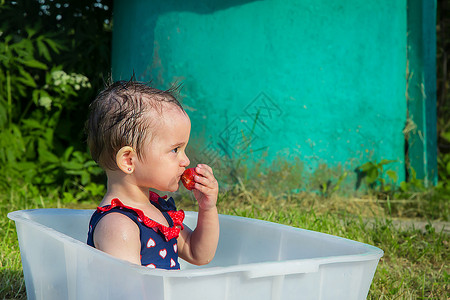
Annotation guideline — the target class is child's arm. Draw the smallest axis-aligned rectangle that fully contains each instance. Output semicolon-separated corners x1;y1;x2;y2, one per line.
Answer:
94;213;142;265
177;164;219;266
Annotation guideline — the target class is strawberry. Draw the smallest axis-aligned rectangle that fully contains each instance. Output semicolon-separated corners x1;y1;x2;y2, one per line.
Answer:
181;168;197;190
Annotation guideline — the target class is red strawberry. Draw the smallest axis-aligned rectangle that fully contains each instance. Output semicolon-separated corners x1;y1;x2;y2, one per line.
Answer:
181;168;198;190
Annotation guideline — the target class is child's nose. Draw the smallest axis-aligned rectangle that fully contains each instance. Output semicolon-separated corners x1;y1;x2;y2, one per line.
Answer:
181;153;190;167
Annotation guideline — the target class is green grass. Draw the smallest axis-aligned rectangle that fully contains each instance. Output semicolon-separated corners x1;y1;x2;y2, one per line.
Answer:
1;176;449;299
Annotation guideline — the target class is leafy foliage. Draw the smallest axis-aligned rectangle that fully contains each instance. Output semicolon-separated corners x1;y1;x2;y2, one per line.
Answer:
356;159;398;192
0;0;112;201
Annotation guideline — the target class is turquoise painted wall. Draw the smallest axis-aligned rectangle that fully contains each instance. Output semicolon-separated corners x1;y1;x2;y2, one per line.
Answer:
112;0;425;184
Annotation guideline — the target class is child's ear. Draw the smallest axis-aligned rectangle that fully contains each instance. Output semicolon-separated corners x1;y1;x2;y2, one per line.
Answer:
116;146;136;174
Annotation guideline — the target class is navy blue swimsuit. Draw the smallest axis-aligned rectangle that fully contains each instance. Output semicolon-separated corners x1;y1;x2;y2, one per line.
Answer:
87;191;185;270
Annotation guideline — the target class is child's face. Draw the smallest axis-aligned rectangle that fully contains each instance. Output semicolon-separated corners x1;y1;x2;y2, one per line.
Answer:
133;105;191;192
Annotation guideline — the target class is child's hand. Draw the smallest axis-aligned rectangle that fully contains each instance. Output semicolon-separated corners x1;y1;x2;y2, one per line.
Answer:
178;164;219;266
191;164;218;211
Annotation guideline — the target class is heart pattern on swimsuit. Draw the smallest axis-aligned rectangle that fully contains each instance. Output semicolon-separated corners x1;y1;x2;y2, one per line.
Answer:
147;238;156;248
159;249;167;259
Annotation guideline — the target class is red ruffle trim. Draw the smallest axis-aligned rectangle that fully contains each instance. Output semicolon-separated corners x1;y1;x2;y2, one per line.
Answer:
97;192;185;241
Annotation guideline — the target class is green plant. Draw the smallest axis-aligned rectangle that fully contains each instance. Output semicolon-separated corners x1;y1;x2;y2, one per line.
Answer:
356;159;398;194
307;163;349;198
318;171;348;198
398;168;426;195
0;20;103;201
436;130;450;197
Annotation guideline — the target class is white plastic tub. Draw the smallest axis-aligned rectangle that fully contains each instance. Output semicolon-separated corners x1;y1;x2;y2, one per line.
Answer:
8;209;383;300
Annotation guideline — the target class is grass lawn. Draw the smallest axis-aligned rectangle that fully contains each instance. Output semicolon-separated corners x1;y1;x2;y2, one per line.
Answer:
1;178;448;299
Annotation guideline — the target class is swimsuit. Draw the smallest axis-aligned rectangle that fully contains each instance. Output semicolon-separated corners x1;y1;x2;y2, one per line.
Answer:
87;191;185;270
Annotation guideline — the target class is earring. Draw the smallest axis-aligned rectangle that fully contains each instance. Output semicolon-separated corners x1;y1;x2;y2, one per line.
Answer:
128;168;132;172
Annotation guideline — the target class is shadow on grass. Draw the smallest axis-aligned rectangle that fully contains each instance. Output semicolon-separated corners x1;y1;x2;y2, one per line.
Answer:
0;269;26;300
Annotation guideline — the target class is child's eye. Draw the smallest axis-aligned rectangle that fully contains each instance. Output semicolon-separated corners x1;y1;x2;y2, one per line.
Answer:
172;148;179;153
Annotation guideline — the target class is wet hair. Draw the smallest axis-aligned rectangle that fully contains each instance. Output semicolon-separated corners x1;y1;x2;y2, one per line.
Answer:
86;78;184;170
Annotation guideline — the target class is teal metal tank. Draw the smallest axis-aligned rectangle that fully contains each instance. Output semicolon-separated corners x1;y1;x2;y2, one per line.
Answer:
111;0;437;186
